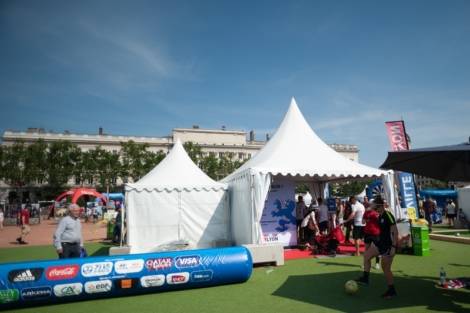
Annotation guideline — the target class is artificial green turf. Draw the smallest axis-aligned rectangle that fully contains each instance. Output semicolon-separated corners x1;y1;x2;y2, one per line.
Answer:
1;240;469;313
437;231;470;238
0;242;112;263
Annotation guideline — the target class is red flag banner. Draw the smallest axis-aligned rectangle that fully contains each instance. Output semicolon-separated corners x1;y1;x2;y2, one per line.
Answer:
385;121;409;151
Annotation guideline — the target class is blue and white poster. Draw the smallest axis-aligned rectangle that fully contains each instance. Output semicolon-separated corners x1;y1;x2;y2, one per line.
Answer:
260;177;296;246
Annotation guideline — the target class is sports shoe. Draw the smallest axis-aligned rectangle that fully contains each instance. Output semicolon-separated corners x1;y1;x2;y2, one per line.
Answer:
381;288;397;299
375;263;381;270
355;276;369;285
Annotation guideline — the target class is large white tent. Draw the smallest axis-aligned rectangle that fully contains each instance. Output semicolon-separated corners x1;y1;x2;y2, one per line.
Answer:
125;139;230;253
222;98;400;246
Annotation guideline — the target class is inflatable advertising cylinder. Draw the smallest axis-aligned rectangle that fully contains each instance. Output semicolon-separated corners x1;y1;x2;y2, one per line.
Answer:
0;246;252;309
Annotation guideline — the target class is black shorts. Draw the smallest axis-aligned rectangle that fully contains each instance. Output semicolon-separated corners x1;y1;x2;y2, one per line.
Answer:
364;234;380;245
319;221;329;232
352;226;364;240
373;242;394;256
447;214;456;218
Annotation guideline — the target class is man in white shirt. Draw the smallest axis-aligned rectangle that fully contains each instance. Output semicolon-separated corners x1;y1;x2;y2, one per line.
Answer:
446;199;456;227
345;196;365;256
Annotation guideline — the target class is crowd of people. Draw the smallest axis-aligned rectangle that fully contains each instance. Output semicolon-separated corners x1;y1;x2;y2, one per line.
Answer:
296;195;377;256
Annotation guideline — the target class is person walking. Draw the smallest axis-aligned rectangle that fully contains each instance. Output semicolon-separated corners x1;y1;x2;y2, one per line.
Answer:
423;197;435;232
53;204;83;258
0;208;4;230
345;196;366;256
316;198;329;235
16;206;30;244
445;199;456;227
356;196;399;299
295;196;308;243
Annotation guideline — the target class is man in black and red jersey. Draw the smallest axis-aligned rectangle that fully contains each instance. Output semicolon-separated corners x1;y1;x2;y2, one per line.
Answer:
363;203;381;270
356;196;399;299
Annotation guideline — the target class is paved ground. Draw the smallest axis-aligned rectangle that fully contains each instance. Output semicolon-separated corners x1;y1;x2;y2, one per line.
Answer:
0;219;107;248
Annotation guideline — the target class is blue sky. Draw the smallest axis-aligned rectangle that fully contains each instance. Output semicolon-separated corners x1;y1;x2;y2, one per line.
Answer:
1;0;469;167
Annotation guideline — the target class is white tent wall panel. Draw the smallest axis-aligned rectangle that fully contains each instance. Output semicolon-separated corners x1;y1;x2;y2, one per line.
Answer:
127;190;180;253
180;190;230;248
228;172;254;245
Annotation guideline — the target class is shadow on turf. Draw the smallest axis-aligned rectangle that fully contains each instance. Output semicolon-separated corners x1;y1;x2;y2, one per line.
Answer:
449;263;470;268
272;271;470;313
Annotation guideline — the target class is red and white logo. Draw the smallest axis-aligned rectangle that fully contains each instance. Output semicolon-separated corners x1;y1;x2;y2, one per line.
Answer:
145;258;172;270
46;265;79;280
166;272;189;285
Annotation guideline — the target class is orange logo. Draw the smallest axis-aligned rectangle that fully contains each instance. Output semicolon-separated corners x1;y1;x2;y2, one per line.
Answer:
120;279;132;289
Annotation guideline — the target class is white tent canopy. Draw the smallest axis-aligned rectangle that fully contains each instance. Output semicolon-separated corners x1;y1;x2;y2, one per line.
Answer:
125;139;229;253
222;98;400;245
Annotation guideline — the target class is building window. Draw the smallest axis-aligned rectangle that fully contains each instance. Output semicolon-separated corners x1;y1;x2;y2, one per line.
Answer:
75;177;80;185
209;152;215;157
238;152;244;159
247;153;252;159
219;152;224;158
87;177;93;185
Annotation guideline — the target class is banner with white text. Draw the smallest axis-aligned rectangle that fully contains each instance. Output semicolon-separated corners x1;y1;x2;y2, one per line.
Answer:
385;121;419;217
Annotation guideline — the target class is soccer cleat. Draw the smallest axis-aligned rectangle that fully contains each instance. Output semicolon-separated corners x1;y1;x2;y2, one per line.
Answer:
381;288;397;299
355;276;369;285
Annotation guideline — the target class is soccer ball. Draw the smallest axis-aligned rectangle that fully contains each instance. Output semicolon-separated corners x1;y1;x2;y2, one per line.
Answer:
345;280;358;295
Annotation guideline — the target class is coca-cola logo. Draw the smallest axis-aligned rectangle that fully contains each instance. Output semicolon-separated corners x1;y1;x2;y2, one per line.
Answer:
46;265;79;281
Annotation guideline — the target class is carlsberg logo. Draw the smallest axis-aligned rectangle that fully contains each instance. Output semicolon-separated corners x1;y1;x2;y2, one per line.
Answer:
175;256;200;268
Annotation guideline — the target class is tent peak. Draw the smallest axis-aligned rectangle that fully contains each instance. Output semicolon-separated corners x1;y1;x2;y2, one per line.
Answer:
290;97;298;108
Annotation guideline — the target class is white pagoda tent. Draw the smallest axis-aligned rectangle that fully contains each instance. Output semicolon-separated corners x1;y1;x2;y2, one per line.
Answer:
222;98;399;246
125;139;230;253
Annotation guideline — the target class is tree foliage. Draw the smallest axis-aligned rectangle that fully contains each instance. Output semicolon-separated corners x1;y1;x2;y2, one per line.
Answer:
0;140;247;197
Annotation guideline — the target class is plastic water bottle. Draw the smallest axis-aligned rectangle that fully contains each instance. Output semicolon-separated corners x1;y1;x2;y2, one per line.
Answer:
439;267;446;286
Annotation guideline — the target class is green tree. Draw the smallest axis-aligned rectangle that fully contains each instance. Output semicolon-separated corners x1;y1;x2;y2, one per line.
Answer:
183;141;203;165
330;180;371;198
2;142;27;201
46;140;81;188
143;150;166;175
120;141;165;182
200;154;219;179
24;139;48;184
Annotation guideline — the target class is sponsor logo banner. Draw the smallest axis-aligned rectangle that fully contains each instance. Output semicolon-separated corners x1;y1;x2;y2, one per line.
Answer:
0;289;19;304
21;286;52;300
84;280;112;294
8;268;43;283
166;272;190;285
191;270;213;283
140;275;165;288
114;259;144;274
175;256;200;268
81;262;113;278
145;257;173;270
46;265;79;281
53;283;83;297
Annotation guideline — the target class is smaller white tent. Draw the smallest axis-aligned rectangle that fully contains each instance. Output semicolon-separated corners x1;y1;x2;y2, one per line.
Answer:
125;140;229;253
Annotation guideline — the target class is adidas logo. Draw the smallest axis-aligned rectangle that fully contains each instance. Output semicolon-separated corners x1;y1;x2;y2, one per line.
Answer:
13;270;35;282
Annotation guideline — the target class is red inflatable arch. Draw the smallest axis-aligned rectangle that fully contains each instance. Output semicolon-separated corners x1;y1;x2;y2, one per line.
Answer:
55;188;107;204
